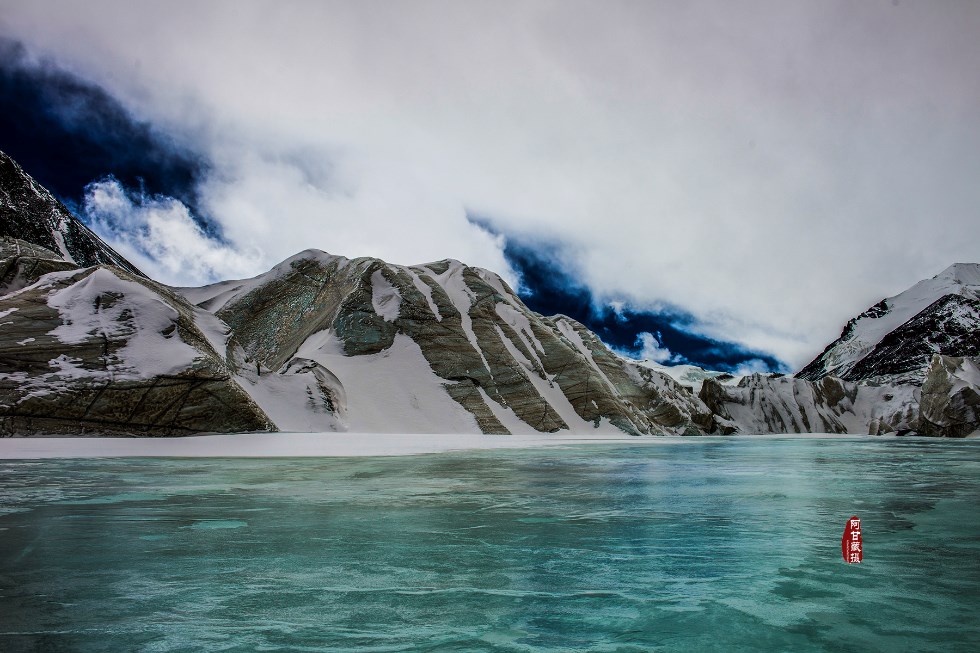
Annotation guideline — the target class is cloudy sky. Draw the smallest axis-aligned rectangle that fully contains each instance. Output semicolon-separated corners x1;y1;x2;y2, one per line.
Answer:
1;0;978;372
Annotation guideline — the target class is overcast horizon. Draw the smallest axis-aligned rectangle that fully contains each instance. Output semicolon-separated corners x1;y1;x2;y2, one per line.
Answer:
2;0;978;372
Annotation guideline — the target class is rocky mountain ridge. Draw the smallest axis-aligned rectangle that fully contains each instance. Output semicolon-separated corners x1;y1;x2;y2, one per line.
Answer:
0;149;977;437
0;150;143;276
177;249;716;435
798;263;980;385
0;238;273;435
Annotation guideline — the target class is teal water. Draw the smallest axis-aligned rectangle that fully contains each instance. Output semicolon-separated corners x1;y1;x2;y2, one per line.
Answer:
1;438;979;652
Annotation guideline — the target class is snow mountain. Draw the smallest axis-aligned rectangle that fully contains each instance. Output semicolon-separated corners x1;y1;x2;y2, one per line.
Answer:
798;263;980;385
177;250;715;435
0;149;976;437
0;237;274;435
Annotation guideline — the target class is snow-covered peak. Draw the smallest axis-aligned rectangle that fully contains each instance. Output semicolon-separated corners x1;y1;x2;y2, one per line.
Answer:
46;267;200;379
849;264;979;343
935;263;980;288
257;249;351;282
421;257;465;270
798;262;980;382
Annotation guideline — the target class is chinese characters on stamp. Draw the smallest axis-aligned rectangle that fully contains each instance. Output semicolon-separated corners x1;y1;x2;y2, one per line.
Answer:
842;515;863;564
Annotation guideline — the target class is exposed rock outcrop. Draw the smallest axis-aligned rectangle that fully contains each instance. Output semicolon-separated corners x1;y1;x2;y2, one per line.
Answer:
0;150;143;276
798;263;980;386
0;261;275;436
0;237;78;295
916;355;980;437
696;373;919;435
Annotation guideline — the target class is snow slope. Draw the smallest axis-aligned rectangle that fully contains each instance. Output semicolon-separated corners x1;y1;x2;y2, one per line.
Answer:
700;373;919;435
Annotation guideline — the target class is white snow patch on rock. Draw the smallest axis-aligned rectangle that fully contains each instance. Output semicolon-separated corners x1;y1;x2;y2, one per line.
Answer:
406;267;442;321
46;268;200;378
476;386;536;434
371;268;402;322
493;324;622;434
0;307;18;328
50;219;75;263
496;302;545;371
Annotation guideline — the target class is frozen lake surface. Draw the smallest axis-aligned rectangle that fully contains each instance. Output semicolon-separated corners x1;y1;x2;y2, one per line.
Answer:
1;437;978;651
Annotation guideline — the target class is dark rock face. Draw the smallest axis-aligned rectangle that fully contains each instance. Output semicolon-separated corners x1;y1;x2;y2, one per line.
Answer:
846;295;980;385
0;149;143;276
798;264;980;386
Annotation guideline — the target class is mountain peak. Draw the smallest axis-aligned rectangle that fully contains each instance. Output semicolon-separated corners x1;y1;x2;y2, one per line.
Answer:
798;262;980;384
936;262;980;287
283;248;349;267
0;149;144;276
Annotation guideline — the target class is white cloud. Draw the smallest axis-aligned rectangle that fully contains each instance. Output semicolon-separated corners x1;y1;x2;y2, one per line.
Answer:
633;332;678;365
732;359;774;377
83;179;263;286
195;146;517;286
4;1;980;368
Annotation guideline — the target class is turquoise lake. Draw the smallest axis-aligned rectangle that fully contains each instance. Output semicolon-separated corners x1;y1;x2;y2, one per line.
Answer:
1;437;978;652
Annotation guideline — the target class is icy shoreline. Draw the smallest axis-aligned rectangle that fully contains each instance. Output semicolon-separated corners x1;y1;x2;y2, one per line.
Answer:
0;431;890;459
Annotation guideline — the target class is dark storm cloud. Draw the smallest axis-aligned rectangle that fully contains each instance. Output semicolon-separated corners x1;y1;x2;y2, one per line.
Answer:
471;216;786;372
0;38;206;215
